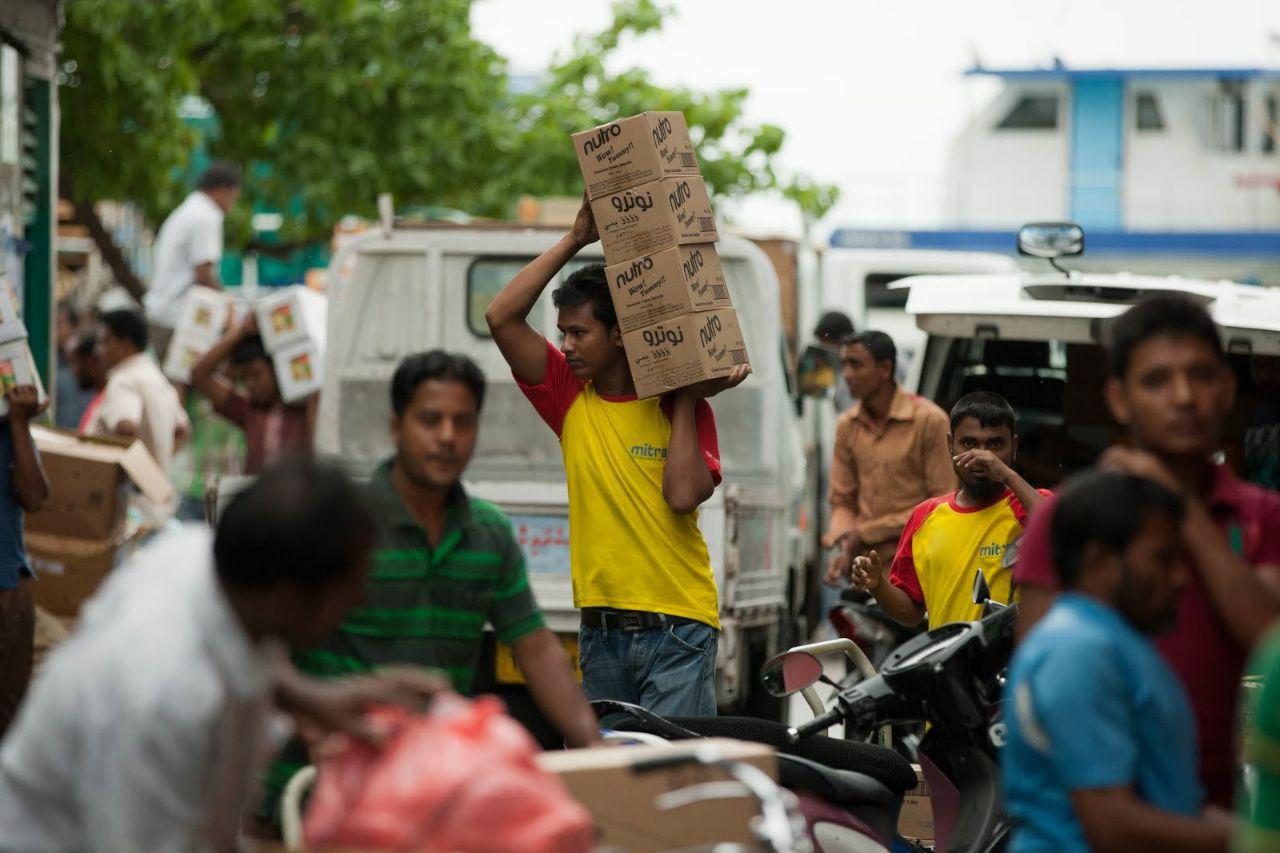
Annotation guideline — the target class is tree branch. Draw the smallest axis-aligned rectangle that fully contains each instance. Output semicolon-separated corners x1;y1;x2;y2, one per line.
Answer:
60;171;148;303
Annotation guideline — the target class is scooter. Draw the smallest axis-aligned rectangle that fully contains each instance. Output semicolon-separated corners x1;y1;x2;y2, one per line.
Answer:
594;700;922;852
766;604;1018;853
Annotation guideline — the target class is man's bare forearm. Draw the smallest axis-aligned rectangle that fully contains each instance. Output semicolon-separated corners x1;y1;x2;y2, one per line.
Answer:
663;394;714;514
485;234;583;385
871;582;925;627
1181;499;1280;648
1004;468;1045;517
515;629;600;748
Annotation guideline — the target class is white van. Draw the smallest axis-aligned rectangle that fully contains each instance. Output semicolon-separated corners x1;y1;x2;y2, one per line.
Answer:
314;223;811;715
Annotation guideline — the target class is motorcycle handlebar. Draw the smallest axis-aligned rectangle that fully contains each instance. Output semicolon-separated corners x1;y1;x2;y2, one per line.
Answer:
786;706;844;743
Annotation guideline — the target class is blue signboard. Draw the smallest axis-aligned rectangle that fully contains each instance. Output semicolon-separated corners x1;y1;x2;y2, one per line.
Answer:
509;514;571;575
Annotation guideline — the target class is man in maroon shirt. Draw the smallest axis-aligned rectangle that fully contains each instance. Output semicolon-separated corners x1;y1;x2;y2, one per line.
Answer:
189;312;314;474
1015;295;1280;808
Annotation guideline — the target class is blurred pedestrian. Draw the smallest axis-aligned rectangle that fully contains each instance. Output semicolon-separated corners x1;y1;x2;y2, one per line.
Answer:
0;459;447;851
823;330;955;586
814;310;856;412
188;310;313;474
144;161;241;363
0;385;50;737
83;310;189;477
1237;621;1280;851
1004;469;1233;851
53;302;95;430
1015;295;1280;808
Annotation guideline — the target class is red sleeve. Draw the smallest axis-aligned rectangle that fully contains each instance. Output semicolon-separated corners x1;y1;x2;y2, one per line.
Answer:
1009;488;1055;527
513;339;584;437
213;388;252;428
1013;493;1059;589
1251;490;1280;565
695;400;722;486
889;499;942;606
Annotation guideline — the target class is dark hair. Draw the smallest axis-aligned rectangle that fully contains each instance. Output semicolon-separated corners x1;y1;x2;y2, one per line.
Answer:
197;161;242;191
551;264;617;329
950;391;1017;433
391;350;486;416
815;311;855;342
72;333;97;360
229;334;270;367
214;457;376;589
844;330;897;367
1050;469;1184;588
100;310;148;352
1106;295;1223;379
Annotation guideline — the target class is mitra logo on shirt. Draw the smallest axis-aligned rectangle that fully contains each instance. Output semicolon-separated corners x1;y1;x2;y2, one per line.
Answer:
630;443;668;461
978;541;1008;559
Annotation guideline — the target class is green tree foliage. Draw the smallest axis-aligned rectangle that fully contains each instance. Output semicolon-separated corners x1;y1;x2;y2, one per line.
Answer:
59;0;838;256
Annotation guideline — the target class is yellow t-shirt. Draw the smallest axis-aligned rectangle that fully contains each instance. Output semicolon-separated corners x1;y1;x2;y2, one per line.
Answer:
888;489;1047;627
517;341;721;628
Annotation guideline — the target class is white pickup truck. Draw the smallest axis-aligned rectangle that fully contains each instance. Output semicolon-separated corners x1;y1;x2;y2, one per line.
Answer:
313;222;813;716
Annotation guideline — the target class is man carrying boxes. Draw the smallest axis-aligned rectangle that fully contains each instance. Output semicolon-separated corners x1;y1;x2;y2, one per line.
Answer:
485;111;749;717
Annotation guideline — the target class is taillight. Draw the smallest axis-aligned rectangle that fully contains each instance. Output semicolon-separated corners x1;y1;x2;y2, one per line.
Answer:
828;606;857;642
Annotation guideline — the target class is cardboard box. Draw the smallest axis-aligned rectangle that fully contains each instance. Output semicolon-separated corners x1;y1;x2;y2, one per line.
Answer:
27;533;120;617
605;244;732;333
173;288;237;346
622;308;750;399
24;427;174;541
255;286;328;353
898;764;934;844
591;176;718;265
0;339;47;419
0;279;28;344
538;739;776;852
161;331;212;384
572;111;700;199
272;338;323;403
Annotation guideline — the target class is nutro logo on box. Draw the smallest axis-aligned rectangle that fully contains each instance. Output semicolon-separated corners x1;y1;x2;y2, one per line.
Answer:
612;191;653;214
698;313;724;347
642;325;684;348
668;180;693;212
614;257;654;289
682;249;705;279
582;123;622;154
651;115;673;147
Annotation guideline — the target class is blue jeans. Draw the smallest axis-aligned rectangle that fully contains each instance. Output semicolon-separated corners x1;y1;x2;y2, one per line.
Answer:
579;621;718;718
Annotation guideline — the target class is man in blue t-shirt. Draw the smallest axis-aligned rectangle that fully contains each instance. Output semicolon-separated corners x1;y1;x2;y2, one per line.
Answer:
1003;469;1234;851
0;385;50;736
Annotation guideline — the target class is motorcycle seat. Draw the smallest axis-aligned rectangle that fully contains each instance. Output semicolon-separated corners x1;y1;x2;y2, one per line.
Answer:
776;753;898;810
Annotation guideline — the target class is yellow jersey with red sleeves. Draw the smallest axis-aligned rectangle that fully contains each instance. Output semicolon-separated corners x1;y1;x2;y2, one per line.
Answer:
517;341;722;628
888;488;1050;628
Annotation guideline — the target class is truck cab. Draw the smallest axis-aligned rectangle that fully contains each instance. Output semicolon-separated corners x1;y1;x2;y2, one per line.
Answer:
315;222;810;716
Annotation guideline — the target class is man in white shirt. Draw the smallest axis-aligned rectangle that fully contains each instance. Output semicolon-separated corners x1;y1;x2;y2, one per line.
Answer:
0;459;448;852
84;309;190;476
144;162;241;360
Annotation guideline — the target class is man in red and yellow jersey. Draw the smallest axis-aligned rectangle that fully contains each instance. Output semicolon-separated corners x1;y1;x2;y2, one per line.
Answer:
485;197;749;717
845;392;1049;627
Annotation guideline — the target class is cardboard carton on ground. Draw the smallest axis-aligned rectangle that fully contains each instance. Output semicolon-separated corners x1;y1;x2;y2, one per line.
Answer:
27;533;119;617
255;286;328;353
622;307;750;399
572;111;700;199
272;337;323;403
0;339;47;419
898;763;934;845
162;331;213;384
174;288;238;346
591;176;718;265
537;739;776;852
24;427;173;542
605;244;732;333
0;279;28;344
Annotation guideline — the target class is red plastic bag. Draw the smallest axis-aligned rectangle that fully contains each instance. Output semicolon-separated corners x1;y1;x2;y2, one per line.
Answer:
304;695;595;852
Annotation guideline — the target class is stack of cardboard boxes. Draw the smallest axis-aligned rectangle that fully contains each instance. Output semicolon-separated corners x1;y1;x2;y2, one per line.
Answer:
572;112;750;398
0;281;48;418
254;285;327;404
162;288;241;385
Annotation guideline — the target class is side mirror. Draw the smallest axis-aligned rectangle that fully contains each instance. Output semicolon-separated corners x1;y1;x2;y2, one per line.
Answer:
1017;222;1084;261
797;344;840;398
761;651;824;698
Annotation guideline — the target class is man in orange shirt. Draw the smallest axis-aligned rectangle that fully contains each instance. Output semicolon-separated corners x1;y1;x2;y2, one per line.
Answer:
485;198;748;717
845;392;1048;627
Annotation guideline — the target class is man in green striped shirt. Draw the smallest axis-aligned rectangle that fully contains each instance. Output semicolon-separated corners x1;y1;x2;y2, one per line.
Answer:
256;351;597;829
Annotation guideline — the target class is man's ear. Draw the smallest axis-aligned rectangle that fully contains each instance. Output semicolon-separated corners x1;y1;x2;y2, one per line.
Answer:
1104;377;1130;426
947;433;956;456
611;325;624;348
1011;433;1019;463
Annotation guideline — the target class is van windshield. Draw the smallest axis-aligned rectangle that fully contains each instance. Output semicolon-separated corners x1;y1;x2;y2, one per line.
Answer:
920;336;1280;489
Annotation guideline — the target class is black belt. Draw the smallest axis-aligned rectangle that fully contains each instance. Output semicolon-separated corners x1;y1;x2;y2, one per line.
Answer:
580;608;701;631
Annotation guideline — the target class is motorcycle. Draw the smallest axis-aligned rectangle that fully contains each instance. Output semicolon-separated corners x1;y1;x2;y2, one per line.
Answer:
595;700;921;852
765;604;1018;853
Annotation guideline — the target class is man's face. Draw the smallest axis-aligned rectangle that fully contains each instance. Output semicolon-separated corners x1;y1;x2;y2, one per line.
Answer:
950;417;1017;501
284;555;372;646
230;359;279;407
1106;334;1234;459
209;185;241;214
841;343;893;401
1110;511;1190;635
96;328;131;370
557;302;625;383
390;379;480;491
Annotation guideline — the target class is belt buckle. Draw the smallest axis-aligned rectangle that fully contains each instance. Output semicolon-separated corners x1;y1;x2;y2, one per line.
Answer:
620;613;645;631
